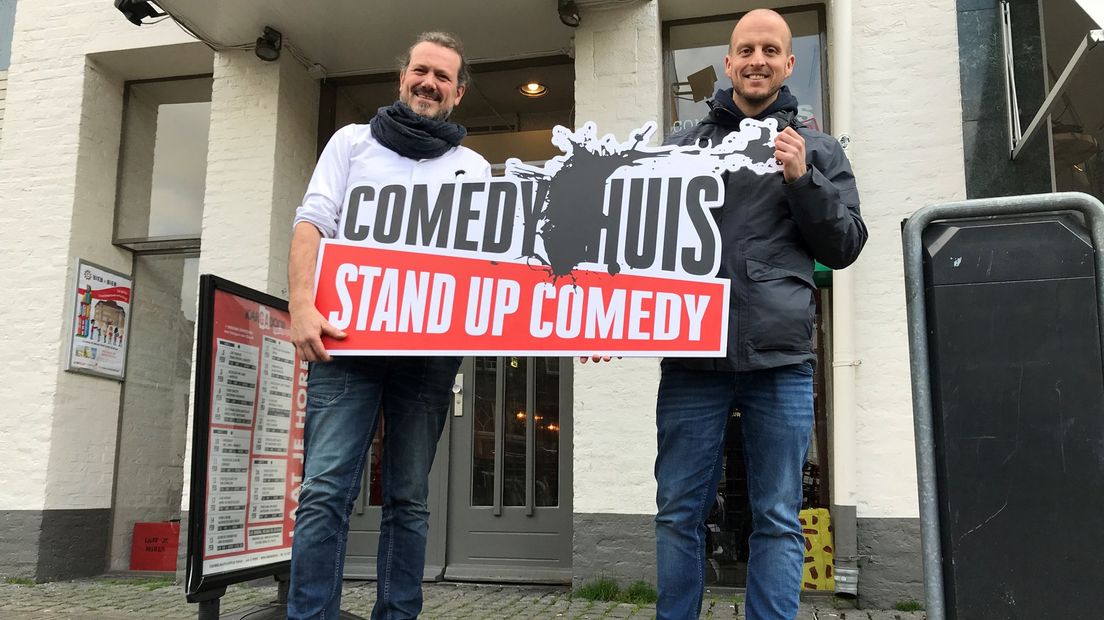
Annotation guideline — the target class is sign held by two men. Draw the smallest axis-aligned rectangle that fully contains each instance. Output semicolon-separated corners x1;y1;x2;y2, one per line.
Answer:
313;119;787;356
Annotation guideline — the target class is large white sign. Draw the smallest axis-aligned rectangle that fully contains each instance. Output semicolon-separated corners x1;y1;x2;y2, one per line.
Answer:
315;120;784;357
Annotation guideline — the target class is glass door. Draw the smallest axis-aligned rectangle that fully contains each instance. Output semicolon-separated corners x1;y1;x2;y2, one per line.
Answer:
444;356;573;582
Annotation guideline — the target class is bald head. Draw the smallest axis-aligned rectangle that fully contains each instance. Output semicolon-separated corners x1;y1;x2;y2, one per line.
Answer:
730;9;793;55
722;8;796;117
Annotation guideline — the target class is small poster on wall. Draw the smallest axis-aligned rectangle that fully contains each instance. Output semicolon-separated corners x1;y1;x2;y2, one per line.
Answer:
67;259;133;381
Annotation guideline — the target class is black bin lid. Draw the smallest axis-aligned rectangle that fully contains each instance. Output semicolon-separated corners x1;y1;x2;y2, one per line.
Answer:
922;212;1094;286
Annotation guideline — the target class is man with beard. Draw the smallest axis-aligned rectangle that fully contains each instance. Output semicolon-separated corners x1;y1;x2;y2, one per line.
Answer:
286;32;490;620
654;9;867;620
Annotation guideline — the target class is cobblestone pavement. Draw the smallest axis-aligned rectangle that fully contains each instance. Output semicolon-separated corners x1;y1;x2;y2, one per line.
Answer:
0;577;926;619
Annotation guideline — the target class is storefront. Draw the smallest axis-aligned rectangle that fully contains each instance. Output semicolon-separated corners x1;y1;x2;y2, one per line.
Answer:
3;0;1098;608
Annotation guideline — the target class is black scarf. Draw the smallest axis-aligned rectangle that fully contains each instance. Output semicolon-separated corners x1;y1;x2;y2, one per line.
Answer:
370;101;467;160
710;85;800;126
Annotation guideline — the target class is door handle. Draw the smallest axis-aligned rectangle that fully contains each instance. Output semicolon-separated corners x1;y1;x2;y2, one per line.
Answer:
452;373;464;416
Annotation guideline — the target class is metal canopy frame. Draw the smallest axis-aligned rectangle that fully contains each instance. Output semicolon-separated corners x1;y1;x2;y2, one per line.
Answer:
1002;0;1104;160
902;192;1104;620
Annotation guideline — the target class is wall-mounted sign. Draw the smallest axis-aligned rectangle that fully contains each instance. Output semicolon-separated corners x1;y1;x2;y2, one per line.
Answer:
186;275;307;596
67;259;133;380
314;120;785;357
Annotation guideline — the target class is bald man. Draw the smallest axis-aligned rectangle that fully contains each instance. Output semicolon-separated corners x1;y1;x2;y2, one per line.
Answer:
654;9;867;620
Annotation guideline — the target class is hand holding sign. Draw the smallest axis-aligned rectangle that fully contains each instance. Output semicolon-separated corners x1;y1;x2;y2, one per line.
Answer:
291;303;346;362
774;126;807;183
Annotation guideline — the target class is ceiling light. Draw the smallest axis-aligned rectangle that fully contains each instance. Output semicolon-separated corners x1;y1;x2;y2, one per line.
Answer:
558;0;581;28
518;82;548;97
255;27;283;62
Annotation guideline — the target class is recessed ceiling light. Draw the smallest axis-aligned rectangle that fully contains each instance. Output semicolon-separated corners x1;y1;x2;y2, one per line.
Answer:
518;82;548;97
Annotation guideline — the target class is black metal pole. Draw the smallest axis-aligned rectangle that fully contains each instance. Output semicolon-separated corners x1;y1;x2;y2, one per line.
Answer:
197;598;220;620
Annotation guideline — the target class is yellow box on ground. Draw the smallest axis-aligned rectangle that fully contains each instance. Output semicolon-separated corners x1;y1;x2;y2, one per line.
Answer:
800;507;835;591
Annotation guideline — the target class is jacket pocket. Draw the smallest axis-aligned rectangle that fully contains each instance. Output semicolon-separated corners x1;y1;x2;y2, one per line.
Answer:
744;257;815;351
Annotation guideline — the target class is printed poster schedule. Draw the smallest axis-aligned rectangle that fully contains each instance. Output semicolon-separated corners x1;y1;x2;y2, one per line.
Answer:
201;289;307;576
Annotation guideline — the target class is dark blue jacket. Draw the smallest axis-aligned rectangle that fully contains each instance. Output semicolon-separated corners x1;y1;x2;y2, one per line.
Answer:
663;87;867;371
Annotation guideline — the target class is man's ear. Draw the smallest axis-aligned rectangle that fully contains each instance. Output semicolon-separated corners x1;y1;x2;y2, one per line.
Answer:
455;84;466;105
784;54;795;79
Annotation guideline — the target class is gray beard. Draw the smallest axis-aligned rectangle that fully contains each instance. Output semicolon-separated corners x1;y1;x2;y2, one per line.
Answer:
404;93;451;121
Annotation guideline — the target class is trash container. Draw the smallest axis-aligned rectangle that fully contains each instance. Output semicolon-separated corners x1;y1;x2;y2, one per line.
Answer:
922;211;1104;618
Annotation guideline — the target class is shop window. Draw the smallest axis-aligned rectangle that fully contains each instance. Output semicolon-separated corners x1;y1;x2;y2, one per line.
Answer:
1043;1;1103;201
663;6;829;137
1006;0;1103;202
114;76;212;251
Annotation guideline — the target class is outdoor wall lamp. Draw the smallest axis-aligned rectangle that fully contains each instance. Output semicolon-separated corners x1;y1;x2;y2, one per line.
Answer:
114;0;165;26
558;0;580;27
255;27;283;62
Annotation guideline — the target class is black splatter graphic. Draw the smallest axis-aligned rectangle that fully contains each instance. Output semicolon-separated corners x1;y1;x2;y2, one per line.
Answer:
508;120;780;280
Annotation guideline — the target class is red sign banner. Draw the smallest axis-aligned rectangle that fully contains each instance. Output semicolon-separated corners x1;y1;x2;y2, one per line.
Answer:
314;241;729;356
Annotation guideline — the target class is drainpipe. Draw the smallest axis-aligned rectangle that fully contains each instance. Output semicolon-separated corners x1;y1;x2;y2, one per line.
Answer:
828;0;861;599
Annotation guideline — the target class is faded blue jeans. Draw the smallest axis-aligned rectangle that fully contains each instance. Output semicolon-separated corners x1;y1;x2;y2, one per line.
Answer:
288;355;460;620
655;363;813;620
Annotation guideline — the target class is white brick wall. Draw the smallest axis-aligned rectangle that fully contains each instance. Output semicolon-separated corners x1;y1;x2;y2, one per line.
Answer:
179;50;319;512
848;0;966;519
0;1;187;512
0;2;126;511
572;0;665;516
0;0;966;531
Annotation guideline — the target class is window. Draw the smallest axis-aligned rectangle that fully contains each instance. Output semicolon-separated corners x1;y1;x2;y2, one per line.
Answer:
1041;1;1103;201
114;76;212;251
663;6;829;137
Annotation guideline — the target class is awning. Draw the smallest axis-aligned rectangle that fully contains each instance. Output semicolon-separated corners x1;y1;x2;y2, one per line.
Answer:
149;0;577;78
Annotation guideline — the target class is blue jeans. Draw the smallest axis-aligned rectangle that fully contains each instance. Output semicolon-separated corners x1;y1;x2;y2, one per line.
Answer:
655;363;813;620
288;355;460;620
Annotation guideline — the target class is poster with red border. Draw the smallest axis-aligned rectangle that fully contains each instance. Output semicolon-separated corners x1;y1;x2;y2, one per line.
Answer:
186;276;307;594
310;120;792;357
67;259;133;380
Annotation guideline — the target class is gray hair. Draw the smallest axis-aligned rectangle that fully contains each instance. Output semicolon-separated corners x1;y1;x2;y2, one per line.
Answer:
398;31;472;88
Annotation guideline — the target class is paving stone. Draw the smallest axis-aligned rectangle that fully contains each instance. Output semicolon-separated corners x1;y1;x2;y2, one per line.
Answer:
0;579;930;619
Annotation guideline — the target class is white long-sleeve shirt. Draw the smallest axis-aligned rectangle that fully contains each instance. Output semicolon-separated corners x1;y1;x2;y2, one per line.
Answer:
293;123;492;239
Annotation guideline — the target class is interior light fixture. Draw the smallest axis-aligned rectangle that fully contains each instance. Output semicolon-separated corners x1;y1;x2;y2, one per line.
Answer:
114;0;166;26
558;0;581;28
518;81;549;97
255;27;283;62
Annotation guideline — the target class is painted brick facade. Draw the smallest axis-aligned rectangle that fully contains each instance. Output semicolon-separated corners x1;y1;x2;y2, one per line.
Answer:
179;50;319;512
848;0;965;520
0;0;980;600
0;0;136;515
571;0;666;519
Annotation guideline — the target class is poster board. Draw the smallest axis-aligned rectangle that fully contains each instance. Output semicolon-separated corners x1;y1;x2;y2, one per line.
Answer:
66;259;133;380
312;120;790;357
186;275;307;595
